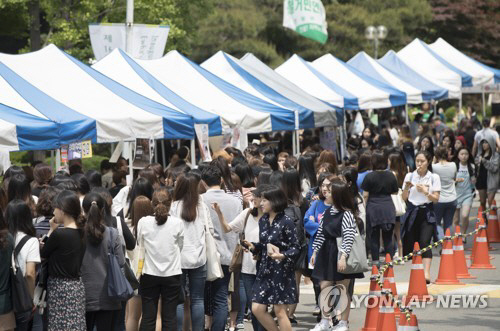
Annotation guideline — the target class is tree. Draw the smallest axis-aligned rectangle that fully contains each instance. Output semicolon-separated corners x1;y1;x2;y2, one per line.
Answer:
429;0;500;67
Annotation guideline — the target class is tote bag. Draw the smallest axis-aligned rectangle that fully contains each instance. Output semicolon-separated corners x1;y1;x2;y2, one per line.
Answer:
107;228;134;300
336;226;370;274
202;204;223;281
391;188;406;217
229;210;251;273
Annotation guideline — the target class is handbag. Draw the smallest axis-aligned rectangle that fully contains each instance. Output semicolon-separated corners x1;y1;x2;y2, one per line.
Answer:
33;259;49;314
391;188;406;217
11;235;34;313
336;224;370;274
203;204;223;281
131;233;145;281
107;228;134;300
229;209;251;272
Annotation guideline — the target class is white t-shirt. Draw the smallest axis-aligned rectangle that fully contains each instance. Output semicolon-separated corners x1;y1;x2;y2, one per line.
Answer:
228;208;260;275
137;215;184;277
432;162;457;203
15;232;41;276
403;170;441;206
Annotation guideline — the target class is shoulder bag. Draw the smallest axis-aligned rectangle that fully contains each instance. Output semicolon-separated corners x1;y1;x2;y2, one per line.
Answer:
11;235;34;313
391;188;406;217
336;221;370;274
203;204;223;281
107;228;134;300
229;209;251;272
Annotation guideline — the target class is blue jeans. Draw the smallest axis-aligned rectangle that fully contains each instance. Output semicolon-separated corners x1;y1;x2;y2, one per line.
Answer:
206;265;231;331
434;200;457;239
176;264;207;331
241;273;265;331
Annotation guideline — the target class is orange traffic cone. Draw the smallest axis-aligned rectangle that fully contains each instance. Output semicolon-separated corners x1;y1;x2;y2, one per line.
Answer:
486;201;500;243
383;254;400;316
398;310;420;331
404;243;432;305
453;226;476;279
361;265;381;331
376;279;397;331
470;218;496;269
467;222;479;257
435;229;463;285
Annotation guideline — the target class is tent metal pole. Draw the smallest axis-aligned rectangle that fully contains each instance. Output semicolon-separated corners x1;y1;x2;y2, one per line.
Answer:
459;95;462;117
50;150;54;172
482;91;486;118
154;140;158;163
129;142;134;183
190;139;196;167
292;131;296;156
161;140;166;168
55;149;61;171
296;130;300;155
177;140;181;149
405;104;409;125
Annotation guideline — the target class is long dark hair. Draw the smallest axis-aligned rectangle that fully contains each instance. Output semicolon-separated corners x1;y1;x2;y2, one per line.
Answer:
53;190;84;228
82;193;106;245
316;150;338;174
298;154;317;187
388;152;407;187
262;185;287;213
454;147;475;179
85;170;102;189
91;187;114;227
211;156;236;192
0;205;8;249
71;173;90;196
131;196;154;237
330;178;356;214
415;150;433;173
282;168;303;206
417;135;434;154
6;199;35;237
33;163;53;189
234;163;255;188
8;174;36;215
127;178;154;218
173;173;200;222
357;151;372;173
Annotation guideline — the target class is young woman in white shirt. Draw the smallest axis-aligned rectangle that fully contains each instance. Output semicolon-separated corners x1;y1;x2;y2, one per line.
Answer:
137;189;184;331
401;150;441;283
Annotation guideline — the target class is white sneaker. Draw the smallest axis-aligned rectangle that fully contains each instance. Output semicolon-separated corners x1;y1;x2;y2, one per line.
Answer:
313;305;321;316
310;321;331;331
331;320;348;331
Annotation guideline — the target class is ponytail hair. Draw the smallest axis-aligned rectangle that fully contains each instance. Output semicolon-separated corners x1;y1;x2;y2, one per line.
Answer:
82;192;106;245
152;188;172;226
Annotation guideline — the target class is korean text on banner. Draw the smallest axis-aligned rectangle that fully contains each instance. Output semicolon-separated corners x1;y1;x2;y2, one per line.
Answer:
283;0;328;44
195;124;212;162
89;23;170;60
67;141;93;160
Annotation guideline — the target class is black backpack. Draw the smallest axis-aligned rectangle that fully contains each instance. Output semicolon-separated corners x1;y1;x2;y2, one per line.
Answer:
11;235;34;313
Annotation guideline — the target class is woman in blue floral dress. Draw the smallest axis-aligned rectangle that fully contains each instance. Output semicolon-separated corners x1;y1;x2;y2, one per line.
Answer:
243;185;300;331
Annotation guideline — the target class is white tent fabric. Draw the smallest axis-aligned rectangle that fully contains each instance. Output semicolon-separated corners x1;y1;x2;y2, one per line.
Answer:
429;38;499;87
134;50;296;133
397;39;463;89
0;44;195;142
348;51;423;104
311;54;406;109
92;49;222;136
201;51;336;128
275;54;345;108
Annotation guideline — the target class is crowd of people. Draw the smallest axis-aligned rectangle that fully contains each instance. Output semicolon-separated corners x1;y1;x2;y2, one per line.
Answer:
0;108;498;331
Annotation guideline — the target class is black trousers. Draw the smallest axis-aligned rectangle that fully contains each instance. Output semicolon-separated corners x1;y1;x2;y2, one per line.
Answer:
370;224;395;262
403;208;435;259
86;309;120;331
139;273;181;331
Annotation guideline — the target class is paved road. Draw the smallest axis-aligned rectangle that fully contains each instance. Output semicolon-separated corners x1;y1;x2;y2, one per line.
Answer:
244;198;500;330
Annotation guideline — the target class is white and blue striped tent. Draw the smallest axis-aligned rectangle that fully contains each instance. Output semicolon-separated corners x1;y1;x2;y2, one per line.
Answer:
134;50;296;133
201;51;337;129
0;103;61;151
377;50;453;100
428;38;500;91
348;51;448;104
0;44;195;143
0;61;97;145
93;49;223;136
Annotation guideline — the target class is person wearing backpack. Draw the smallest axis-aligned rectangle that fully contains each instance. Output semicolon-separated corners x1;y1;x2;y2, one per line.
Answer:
40;190;87;331
0;209;15;331
6;199;40;330
81;193;125;330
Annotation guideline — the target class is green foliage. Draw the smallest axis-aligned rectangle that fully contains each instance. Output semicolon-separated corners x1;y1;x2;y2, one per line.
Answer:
444;106;456;123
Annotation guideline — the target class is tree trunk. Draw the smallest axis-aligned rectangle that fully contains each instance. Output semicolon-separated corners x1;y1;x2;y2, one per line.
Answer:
29;0;41;51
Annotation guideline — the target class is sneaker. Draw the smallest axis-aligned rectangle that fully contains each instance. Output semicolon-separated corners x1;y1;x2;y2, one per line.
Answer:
350;301;355;309
236;323;245;329
331;320;348;331
288;315;298;324
313;305;321;316
310;321;331;331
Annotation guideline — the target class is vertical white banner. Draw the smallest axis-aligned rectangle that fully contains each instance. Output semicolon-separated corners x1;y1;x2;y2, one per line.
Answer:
195;124;212;162
89;23;170;60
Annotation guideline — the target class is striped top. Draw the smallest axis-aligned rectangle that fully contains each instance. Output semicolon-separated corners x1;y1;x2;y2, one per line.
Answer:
312;207;357;256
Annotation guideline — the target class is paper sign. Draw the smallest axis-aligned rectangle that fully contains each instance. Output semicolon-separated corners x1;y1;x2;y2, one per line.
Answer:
89;23;170;60
133;138;152;168
195;124;212;162
68;140;92;160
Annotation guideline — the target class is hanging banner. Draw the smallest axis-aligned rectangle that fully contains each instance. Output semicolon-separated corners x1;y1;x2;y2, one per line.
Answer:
195;124;212;162
319;127;337;154
351;111;365;136
89;23;170;60
67;140;93;160
283;0;328;44
133;138;154;168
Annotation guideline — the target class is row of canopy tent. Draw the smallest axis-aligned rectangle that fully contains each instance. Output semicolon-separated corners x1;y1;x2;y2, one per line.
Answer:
0;37;498;156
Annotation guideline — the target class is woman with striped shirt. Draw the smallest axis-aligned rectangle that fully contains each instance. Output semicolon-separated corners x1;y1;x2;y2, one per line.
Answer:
310;178;364;331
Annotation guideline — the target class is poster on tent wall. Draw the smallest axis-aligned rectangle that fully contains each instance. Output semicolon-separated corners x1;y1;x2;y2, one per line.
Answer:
89;23;170;60
283;0;328;44
222;127;248;152
133;138;154;168
320;127;337;155
195;124;212;162
67;140;93;160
